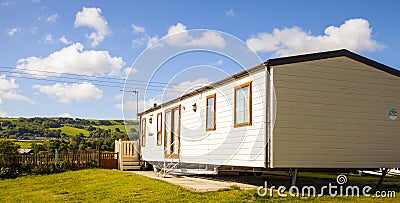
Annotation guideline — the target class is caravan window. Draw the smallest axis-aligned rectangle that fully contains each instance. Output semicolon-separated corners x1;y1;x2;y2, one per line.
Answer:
164;106;180;158
140;118;146;147
206;94;216;131
234;81;252;127
157;112;162;146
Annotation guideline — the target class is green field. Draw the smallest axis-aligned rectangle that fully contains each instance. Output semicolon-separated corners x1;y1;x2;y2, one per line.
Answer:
14;140;43;148
50;125;139;136
0;169;398;202
50;126;90;136
97;124;139;134
98;124;127;133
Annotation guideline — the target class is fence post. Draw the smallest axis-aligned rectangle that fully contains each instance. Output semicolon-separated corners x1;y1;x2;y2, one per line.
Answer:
119;139;123;170
97;145;101;168
55;149;58;166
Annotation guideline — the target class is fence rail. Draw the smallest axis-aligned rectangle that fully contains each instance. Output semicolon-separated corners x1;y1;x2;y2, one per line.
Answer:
1;150;100;168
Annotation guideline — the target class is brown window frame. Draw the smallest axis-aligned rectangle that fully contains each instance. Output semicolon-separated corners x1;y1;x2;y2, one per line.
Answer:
164;105;181;159
156;112;162;146
234;81;252;128
140;118;146;147
206;93;216;131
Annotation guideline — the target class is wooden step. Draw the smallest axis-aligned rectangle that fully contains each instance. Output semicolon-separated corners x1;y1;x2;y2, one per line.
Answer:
123;161;140;166
122;165;141;170
122;156;139;162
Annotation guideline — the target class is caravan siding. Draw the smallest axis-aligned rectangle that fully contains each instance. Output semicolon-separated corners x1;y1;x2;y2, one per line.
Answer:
271;56;400;168
141;69;267;168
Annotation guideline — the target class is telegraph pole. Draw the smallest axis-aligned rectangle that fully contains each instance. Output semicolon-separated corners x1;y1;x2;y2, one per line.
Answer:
131;90;139;120
121;90;139;120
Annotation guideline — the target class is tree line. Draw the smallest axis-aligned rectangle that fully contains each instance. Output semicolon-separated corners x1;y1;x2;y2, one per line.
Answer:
0;117;139;152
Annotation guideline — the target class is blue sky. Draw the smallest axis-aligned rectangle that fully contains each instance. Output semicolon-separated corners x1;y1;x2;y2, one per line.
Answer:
0;0;399;119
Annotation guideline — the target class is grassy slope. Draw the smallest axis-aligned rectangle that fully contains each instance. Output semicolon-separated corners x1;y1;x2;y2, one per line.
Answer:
0;169;398;202
15;140;43;148
50;126;90;136
97;124;139;134
97;125;127;133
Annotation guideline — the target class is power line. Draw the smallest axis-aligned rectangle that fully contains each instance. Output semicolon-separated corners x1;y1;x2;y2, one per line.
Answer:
0;68;188;89
0;69;195;93
0;66;197;87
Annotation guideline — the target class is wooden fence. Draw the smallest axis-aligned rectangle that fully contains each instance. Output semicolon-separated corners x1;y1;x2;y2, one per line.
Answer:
1;149;119;169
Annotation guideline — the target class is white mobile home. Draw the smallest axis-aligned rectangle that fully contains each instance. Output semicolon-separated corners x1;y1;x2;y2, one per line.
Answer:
139;49;400;174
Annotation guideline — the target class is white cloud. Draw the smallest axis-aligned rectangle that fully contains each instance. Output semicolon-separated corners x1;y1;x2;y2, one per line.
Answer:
2;91;31;101
74;7;110;47
16;43;125;77
0;75;18;91
117;78;211;118
225;9;235;17
162;78;211;101
132;24;145;34
33;82;102;103
31;0;40;3
148;23;226;48
114;94;123;100
0;75;31;103
246;18;384;57
124;67;138;75
0;98;5;117
58;36;71;44
1;1;14;7
43;33;53;43
210;59;223;66
58;113;72;118
131;35;151;48
146;36;162;48
46;13;58;23
116;98;159;115
7;27;20;36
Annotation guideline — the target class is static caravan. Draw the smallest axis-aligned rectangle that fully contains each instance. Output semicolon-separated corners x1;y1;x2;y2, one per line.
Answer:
139;49;400;175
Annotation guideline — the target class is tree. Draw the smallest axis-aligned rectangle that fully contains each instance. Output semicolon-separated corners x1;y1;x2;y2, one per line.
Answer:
30;142;46;153
0;139;20;157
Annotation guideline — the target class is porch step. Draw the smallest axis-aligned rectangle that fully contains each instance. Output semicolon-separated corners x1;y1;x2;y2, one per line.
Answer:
123;161;140;166
122;165;141;170
122;156;139;162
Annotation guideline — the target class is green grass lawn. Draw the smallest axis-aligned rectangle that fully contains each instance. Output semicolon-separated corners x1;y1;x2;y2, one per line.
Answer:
0;169;398;202
15;140;43;148
265;171;400;183
50;126;90;136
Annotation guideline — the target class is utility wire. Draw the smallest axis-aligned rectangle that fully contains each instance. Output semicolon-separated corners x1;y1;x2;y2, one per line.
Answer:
0;66;198;87
0;70;197;93
0;68;191;89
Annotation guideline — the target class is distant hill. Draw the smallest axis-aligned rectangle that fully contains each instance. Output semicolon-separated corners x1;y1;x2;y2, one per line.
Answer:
0;117;139;152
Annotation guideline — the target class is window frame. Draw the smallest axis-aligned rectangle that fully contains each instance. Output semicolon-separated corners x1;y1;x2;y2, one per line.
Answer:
156;112;162;146
140;118;146;147
164;105;181;159
206;93;216;131
234;81;252;128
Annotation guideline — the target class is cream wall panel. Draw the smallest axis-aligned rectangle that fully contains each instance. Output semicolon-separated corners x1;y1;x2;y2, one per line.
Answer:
272;56;400;168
